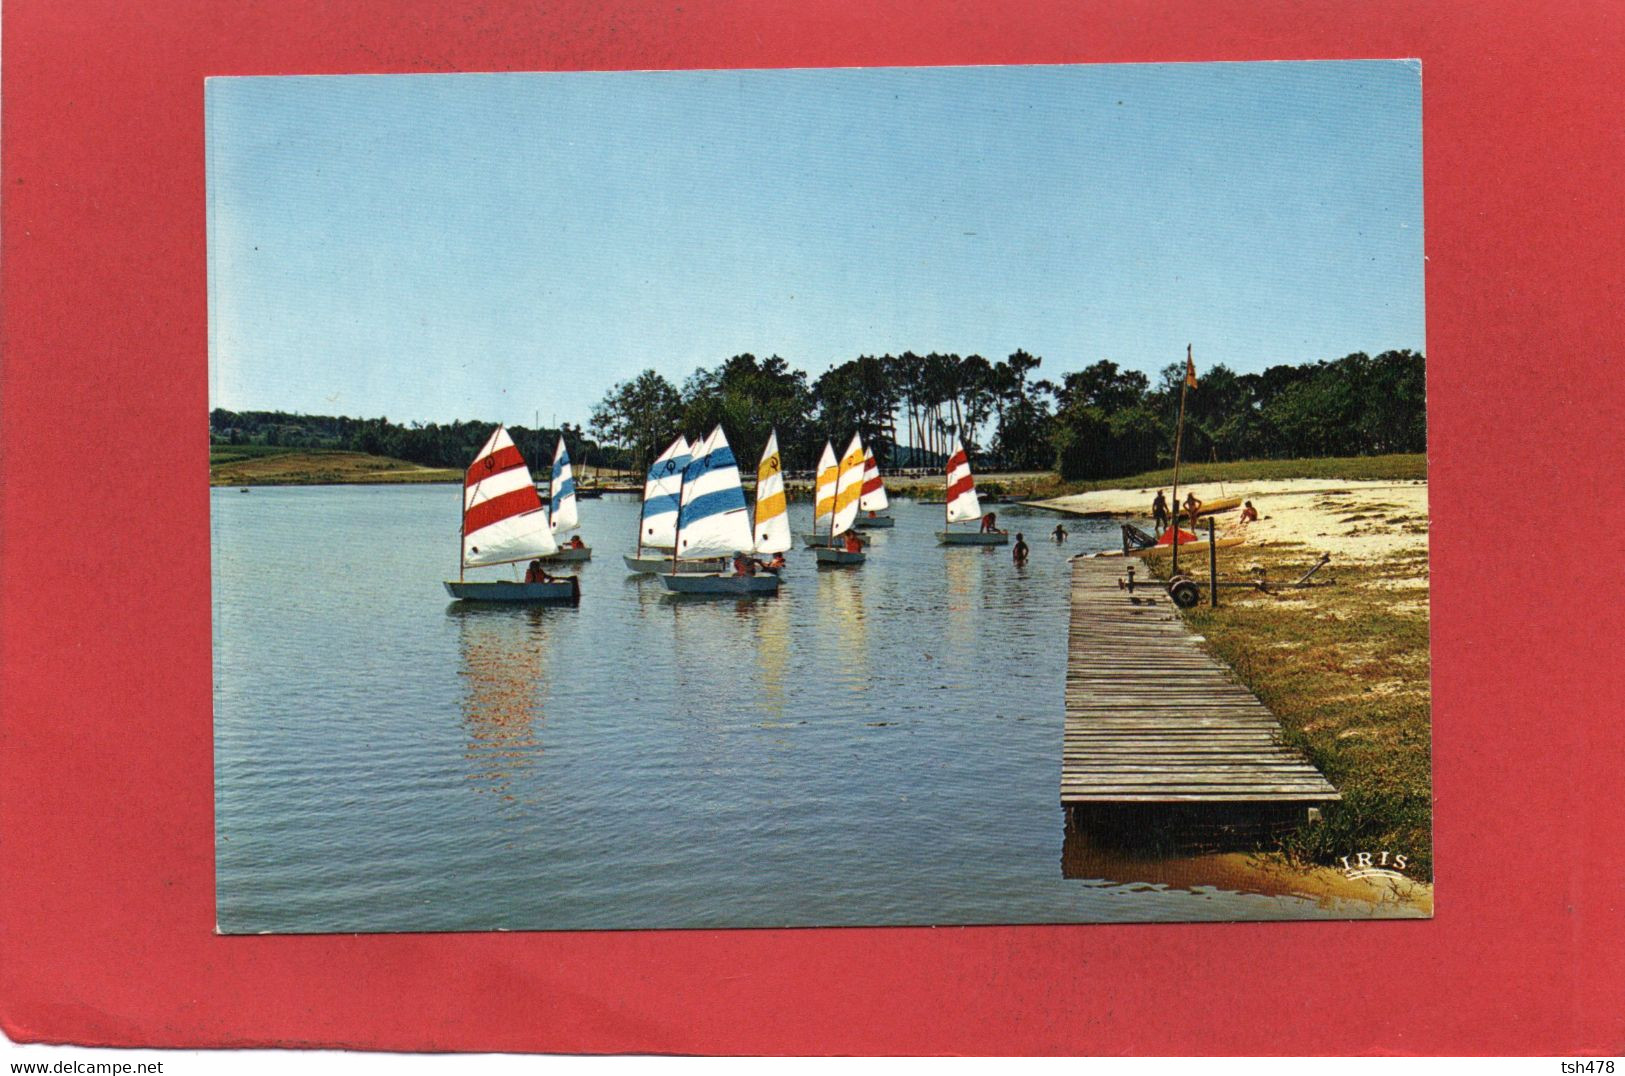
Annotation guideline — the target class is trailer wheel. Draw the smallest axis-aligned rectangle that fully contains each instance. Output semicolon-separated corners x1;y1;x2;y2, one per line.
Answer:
1168;579;1201;608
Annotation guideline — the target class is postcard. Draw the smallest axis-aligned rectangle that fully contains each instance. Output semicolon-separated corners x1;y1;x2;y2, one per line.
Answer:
207;61;1430;934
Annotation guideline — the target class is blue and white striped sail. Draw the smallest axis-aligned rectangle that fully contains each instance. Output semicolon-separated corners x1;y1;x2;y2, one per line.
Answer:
640;434;690;550
675;426;755;559
549;437;579;533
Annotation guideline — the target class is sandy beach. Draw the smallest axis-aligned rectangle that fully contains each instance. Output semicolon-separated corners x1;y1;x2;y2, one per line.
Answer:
1030;478;1429;563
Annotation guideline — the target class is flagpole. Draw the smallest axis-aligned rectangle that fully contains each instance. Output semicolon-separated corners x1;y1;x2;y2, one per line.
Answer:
1171;344;1192;575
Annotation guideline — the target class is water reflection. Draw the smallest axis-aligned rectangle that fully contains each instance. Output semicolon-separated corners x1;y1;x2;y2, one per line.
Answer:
813;564;869;694
750;586;792;721
450;604;551;801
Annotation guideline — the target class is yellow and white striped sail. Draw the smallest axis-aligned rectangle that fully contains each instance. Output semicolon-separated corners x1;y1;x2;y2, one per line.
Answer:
831;433;865;538
753;431;791;554
812;441;838;537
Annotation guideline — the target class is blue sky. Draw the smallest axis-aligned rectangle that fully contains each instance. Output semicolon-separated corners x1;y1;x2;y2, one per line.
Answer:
207;61;1422;427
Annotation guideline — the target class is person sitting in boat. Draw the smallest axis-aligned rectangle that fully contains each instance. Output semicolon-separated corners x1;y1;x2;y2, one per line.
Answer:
763;552;787;574
732;553;755;577
980;511;1000;534
1152;491;1170;532
1012;533;1030;564
1239;500;1259;525
842;531;863;554
1182;492;1203;526
567;535;586;549
1052;523;1068;542
524;559;555;584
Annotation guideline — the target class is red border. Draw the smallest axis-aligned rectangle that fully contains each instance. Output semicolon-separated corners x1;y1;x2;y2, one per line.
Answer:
4;0;1623;1055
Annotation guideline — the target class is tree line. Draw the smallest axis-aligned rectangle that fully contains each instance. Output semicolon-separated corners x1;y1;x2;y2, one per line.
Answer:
590;348;1425;480
209;410;616;473
211;347;1425;482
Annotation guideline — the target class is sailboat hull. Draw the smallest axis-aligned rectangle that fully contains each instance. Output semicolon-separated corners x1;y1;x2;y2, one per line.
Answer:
623;554;727;574
854;515;895;528
937;530;1010;545
443;578;580;603
541;546;592;562
813;548;866;566
800;532;870;548
658;572;783;595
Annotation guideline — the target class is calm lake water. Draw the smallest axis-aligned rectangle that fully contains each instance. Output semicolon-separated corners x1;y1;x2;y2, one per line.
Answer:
213;485;1401;932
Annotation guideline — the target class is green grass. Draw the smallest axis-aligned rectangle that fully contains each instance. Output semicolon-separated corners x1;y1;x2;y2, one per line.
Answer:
1147;542;1433;878
1049;453;1427;495
208;444;350;465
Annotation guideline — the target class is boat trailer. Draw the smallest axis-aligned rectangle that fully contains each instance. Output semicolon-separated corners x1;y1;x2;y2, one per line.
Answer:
1120;553;1335;609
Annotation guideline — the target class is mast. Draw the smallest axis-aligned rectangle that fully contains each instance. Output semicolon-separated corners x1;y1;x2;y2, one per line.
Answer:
829;433;838;548
1171;344;1193;575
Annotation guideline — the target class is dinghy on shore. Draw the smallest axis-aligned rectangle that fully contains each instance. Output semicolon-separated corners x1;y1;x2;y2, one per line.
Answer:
444;426;580;603
936;438;1008;545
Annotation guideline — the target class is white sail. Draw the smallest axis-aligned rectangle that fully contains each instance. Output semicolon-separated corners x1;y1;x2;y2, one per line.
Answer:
944;437;982;524
462;426;558;567
640;434;691;550
812;441;838;537
549;436;579;533
675;426;756;559
859;446;889;512
831;433;865;537
753;431;792;554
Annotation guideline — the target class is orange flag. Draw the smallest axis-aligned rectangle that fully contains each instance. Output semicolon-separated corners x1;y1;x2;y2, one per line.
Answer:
1184;344;1198;389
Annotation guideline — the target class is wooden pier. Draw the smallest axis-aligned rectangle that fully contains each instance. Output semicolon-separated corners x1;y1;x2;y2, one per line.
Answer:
1062;556;1338;815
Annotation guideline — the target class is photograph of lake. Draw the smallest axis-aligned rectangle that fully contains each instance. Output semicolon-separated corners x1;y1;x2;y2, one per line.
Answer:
210;61;1430;933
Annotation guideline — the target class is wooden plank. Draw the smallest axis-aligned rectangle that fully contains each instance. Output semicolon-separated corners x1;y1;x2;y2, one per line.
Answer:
1061;556;1337;807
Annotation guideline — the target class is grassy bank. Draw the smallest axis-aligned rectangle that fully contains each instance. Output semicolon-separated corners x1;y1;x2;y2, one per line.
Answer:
211;449;460;486
1146;541;1433;878
1051;453;1427;496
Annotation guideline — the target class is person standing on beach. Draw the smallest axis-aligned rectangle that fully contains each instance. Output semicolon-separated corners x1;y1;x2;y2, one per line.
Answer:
1152;491;1170;532
1182;491;1203;526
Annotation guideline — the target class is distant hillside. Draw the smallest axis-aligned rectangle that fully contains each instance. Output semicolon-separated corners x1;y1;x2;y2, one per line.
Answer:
211;449;460;486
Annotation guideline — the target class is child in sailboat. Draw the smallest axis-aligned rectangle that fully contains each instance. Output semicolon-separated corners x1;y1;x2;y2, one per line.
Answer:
524;560;558;584
842;531;863;554
980;511;1001;534
763;552;787;573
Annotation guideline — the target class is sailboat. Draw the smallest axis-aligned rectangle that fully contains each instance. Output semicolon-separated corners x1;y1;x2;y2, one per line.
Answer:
543;436;592;561
659;426;783;595
753;430;792;560
444;425;581;602
936;437;1008;545
800;439;869;548
854;446;893;528
623;434;726;574
812;434;867;566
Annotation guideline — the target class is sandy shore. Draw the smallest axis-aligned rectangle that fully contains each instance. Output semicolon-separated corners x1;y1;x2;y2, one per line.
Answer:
1030;478;1429;562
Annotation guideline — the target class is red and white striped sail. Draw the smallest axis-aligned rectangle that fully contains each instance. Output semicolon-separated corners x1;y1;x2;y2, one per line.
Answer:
859;447;889;512
944;437;982;524
461;426;558;567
